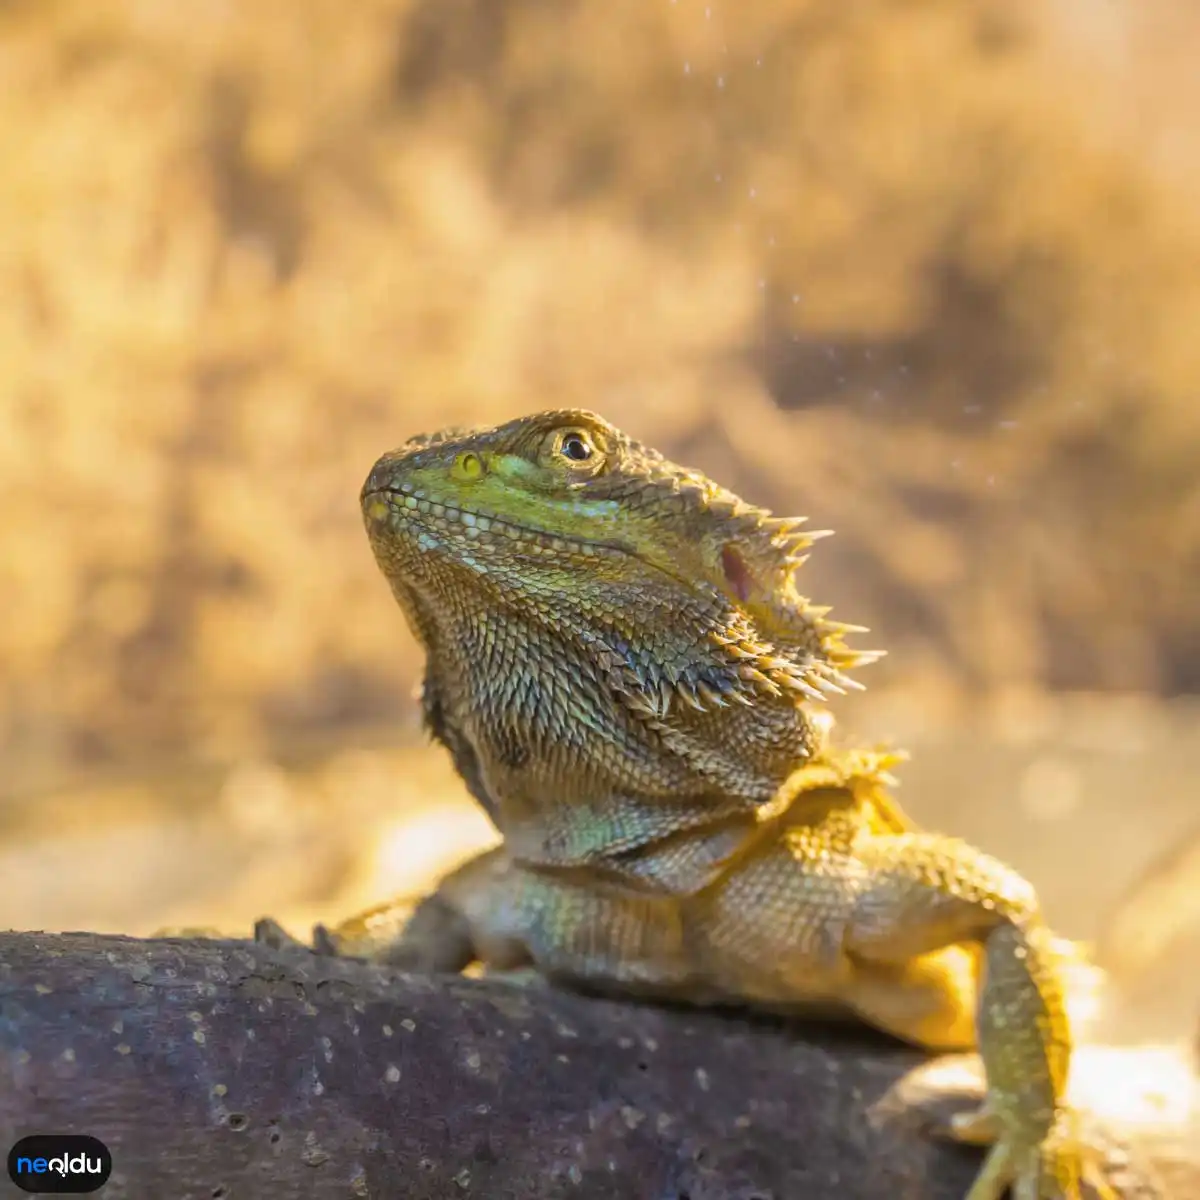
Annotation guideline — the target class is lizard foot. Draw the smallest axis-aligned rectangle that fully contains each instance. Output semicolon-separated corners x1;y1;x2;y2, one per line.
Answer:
950;1105;1117;1200
252;916;342;956
252;893;479;973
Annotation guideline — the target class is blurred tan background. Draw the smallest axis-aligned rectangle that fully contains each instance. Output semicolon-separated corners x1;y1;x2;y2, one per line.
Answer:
0;0;1197;1048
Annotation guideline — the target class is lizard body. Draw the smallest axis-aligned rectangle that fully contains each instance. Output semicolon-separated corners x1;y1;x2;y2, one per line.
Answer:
271;410;1112;1199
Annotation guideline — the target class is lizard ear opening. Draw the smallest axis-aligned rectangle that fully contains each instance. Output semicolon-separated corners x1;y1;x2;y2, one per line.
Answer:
720;543;755;604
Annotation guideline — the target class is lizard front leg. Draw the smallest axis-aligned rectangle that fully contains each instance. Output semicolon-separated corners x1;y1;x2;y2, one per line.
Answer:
256;847;534;974
266;844;714;1003
846;833;1113;1200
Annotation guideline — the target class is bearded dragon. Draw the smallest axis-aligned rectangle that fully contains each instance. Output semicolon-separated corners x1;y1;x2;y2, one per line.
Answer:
262;409;1115;1200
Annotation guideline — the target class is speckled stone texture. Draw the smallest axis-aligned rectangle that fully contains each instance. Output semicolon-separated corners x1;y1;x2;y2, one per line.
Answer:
0;933;1192;1200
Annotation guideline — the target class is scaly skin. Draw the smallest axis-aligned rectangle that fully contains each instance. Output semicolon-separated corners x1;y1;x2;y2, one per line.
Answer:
266;409;1113;1199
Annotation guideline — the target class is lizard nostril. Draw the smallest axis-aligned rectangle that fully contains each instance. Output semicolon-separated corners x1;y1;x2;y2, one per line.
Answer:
362;456;399;501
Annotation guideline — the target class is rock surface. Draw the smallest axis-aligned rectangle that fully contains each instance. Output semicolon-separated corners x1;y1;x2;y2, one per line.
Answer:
0;932;1194;1199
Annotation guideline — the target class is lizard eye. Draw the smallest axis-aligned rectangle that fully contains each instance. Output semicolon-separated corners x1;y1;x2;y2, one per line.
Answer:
557;430;594;462
452;450;484;481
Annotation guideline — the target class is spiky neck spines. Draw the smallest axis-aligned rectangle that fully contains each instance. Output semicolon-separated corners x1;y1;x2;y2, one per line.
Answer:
702;507;884;704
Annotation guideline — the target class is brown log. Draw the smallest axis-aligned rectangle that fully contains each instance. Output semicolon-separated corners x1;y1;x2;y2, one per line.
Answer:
0;932;1193;1199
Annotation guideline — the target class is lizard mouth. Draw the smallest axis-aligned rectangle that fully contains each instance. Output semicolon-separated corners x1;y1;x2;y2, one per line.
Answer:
363;485;634;558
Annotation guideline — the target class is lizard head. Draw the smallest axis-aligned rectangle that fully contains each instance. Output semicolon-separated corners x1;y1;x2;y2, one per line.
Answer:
362;408;880;714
